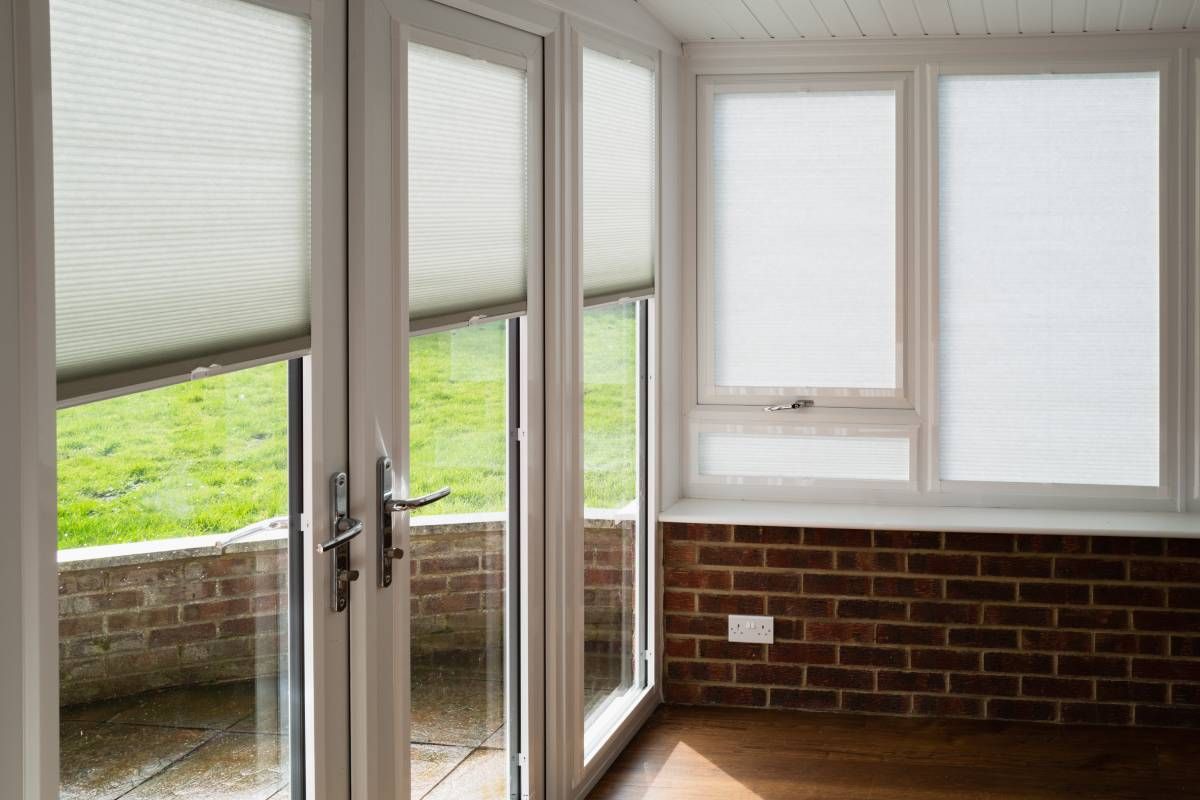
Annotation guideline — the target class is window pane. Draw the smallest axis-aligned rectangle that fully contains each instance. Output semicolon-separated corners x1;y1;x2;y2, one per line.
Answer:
698;432;910;482
582;47;655;301
50;0;312;391
938;73;1159;486
583;303;641;738
408;42;528;328
711;89;896;391
58;363;294;798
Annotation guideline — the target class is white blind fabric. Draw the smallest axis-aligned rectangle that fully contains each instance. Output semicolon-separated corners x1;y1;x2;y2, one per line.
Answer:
698;432;910;482
50;0;312;396
938;73;1160;487
408;42;528;330
582;47;655;303
711;89;896;392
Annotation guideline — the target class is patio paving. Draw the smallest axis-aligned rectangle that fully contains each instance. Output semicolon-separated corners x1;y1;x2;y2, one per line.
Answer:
59;670;509;800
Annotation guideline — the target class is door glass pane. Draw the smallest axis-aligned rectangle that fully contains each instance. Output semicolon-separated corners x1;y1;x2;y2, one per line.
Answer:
58;363;296;800
583;302;642;746
938;73;1159;486
408;321;510;799
710;88;896;392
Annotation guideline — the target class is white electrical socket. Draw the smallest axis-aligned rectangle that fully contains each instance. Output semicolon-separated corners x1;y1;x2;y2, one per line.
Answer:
728;614;774;644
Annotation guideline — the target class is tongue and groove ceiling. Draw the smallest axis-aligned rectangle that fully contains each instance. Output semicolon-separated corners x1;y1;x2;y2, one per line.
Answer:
634;0;1199;40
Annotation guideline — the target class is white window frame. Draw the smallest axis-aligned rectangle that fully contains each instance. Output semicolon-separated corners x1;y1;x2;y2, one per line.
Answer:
695;71;914;410
683;36;1195;514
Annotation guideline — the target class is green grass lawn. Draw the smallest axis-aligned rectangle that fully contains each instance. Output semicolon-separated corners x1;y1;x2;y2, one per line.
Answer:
56;307;638;549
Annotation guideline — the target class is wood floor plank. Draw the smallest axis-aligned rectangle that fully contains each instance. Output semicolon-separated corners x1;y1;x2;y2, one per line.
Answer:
587;706;1200;800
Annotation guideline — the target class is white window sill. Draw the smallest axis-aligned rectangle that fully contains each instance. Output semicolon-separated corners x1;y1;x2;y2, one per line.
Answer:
660;498;1200;539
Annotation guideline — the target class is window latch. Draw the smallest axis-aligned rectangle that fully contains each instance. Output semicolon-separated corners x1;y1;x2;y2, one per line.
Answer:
764;399;815;412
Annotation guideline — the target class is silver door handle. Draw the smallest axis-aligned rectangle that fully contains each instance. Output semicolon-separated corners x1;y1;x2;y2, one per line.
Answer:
383;486;451;513
317;515;364;553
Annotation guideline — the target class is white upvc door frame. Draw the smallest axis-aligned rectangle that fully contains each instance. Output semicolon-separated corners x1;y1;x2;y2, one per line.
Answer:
349;1;546;798
1;0;353;796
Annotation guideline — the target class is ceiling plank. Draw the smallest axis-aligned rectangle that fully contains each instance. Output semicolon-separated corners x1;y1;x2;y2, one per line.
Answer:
982;0;1019;33
742;0;802;36
1051;0;1086;32
1017;0;1052;32
776;0;836;35
914;0;957;33
1083;0;1122;30
710;0;773;36
1118;0;1159;30
811;0;866;35
1152;0;1195;29
846;0;897;34
949;0;988;33
1189;0;1200;27
880;0;927;33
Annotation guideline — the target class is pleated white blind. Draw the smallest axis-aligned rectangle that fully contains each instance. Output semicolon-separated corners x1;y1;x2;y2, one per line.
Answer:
938;73;1160;487
50;0;312;399
711;89;896;392
582;47;655;303
408;42;528;331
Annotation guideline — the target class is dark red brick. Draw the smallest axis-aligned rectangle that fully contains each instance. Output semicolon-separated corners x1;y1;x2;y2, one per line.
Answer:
807;666;873;690
764;549;834;570
947;580;1015;602
837;550;904;572
1022;630;1091;653
951;673;1020;697
983;605;1054;627
1054;557;1125;581
907;553;979;576
667;661;733;682
1019;582;1090;605
837;599;906;621
981;557;1052;578
698;546;763;568
1097;680;1167;703
770;688;838;710
665;569;732;591
733;526;800;545
1022;676;1092;699
671;523;733;542
767;596;834;618
1061;703;1132;726
768;643;837;665
875;624;946;646
1132;658;1200;682
1129;561;1200;582
1057;655;1128;678
1168;587;1200;609
910;602;979;624
911;649;980;672
873;576;941;599
732;571;799;593
843;692;910;714
804;621;874;644
1133;610;1200;631
1165;539;1200;558
985;652;1054;675
1171;636;1200;657
699;640;764;661
873;530;941;549
804;528;871;548
664;638;695;659
1016;535;1086;554
1090;536;1163;556
1057;608;1129;630
879;670;946;693
1093;584;1165;608
1096;633;1167;656
945;532;1015;553
803;573;870;596
839;646;906;668
664;591;696;612
697;593;764;615
988;698;1057;721
914;695;983;717
1135;705;1200;728
949;628;1018;649
665;614;726;637
735;663;803;685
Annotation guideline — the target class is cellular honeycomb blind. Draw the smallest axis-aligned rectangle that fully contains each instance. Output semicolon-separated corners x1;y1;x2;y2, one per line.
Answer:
582;47;655;303
710;88;896;392
408;42;528;330
698;432;910;482
938;73;1160;487
50;0;312;399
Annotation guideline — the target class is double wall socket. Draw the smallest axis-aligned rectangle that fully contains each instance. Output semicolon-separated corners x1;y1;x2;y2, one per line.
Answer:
728;614;774;644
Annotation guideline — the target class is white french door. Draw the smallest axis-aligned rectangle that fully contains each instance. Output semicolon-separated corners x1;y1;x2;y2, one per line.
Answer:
348;0;543;798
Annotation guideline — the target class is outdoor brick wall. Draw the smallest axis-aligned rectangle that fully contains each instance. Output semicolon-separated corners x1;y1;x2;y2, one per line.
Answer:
58;538;287;706
663;522;1200;728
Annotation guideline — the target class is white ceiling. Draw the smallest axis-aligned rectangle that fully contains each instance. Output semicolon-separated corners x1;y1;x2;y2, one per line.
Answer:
634;0;1200;40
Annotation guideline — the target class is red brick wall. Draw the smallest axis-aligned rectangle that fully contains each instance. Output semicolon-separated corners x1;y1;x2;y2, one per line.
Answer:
663;523;1200;728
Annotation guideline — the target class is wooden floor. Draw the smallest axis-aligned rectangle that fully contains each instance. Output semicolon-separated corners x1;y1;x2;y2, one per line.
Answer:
587;706;1200;800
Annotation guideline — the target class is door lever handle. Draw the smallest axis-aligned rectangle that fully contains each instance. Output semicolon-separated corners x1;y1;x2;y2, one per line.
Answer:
383;486;451;513
317;515;364;553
